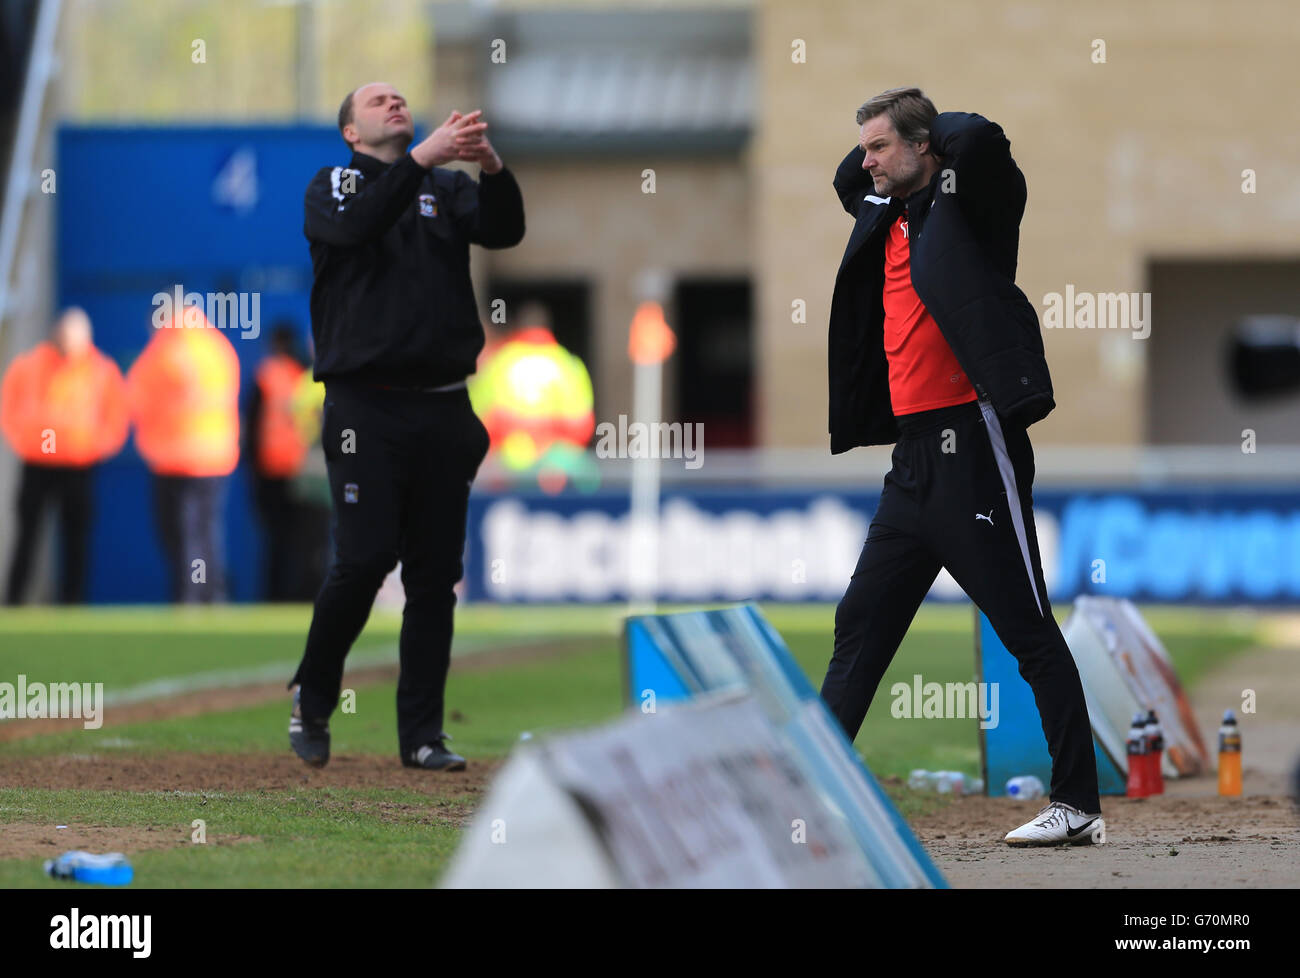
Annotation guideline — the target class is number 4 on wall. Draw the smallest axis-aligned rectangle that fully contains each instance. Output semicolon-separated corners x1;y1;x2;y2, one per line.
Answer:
212;146;258;214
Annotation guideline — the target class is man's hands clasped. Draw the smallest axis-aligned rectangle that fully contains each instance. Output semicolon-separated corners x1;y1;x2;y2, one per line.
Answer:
410;109;504;174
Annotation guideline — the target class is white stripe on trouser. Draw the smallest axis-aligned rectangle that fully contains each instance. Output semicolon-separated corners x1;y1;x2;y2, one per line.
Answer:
978;399;1044;617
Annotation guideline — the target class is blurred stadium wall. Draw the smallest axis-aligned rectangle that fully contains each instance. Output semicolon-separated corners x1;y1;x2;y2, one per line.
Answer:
27;0;1300;453
756;0;1300;449
3;0;1299;600
0;0;438;596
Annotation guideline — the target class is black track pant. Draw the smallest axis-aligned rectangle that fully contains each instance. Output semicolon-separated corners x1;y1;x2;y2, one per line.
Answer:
289;382;489;758
254;476;303;602
5;462;92;604
154;475;227;604
820;398;1100;814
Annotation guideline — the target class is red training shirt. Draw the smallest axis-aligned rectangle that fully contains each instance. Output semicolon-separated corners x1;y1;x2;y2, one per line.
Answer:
882;213;977;415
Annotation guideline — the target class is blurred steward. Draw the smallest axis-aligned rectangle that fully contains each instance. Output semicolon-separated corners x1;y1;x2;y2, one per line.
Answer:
468;303;596;493
126;301;240;603
1;307;128;603
245;323;312;601
287;355;332;595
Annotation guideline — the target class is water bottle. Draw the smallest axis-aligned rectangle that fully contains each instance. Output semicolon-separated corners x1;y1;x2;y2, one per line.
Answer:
1218;709;1242;797
1005;775;1044;800
1126;711;1149;798
936;771;966;795
1144;710;1165;795
44;851;133;886
908;769;982;795
907;769;936;790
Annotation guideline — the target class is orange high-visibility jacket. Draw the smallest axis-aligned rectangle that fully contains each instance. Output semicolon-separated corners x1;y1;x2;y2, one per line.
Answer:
0;341;129;466
254;353;308;478
127;321;240;477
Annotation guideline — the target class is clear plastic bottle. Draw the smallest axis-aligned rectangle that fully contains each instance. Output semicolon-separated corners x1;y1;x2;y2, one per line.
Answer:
1005;775;1044;800
908;769;980;795
44;851;134;886
936;771;966;795
907;769;936;790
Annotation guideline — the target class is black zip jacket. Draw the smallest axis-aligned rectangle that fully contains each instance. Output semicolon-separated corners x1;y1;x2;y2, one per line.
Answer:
827;112;1053;453
303;150;525;388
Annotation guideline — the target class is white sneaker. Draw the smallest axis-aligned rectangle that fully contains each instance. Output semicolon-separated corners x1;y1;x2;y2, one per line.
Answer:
1004;801;1106;847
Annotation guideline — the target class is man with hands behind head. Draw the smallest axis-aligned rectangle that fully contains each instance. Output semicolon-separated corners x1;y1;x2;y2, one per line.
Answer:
287;82;524;772
819;87;1103;848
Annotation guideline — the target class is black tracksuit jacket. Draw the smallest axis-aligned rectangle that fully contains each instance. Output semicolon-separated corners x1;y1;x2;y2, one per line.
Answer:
827;112;1053;453
303;150;525;388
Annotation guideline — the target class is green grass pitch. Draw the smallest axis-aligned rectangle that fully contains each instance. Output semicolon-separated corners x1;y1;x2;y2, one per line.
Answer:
0;603;1258;887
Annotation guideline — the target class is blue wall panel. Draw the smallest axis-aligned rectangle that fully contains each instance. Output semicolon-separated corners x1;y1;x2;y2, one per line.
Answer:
58;125;345;602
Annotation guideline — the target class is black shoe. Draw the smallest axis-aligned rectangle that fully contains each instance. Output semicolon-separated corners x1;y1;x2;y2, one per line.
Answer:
402;736;466;772
289;686;330;768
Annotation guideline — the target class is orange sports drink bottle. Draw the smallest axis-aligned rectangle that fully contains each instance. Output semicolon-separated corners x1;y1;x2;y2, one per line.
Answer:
1218;709;1242;797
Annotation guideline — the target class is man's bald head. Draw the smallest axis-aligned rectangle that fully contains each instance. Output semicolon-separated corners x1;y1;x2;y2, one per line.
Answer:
54;307;92;357
337;82;415;158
